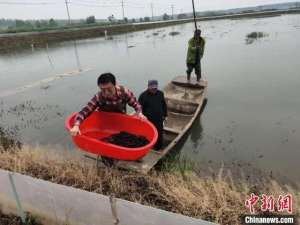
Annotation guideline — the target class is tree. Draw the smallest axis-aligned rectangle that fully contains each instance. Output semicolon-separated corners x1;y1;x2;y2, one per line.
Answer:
177;13;187;19
139;18;144;22
86;16;96;24
131;18;136;23
15;20;26;28
35;20;41;28
0;19;15;29
162;13;170;21
15;20;33;29
144;17;150;22
124;17;128;23
40;20;48;28
49;18;58;27
108;15;115;22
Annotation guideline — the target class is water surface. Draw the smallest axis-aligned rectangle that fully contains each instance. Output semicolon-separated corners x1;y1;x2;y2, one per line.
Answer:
1;13;300;182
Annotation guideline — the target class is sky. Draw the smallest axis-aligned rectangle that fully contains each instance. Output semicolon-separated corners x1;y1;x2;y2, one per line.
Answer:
0;0;297;20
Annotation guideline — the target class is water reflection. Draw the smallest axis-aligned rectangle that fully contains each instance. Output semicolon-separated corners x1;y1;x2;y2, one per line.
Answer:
124;32;130;56
152;31;157;48
45;43;54;69
190;99;207;149
73;40;82;71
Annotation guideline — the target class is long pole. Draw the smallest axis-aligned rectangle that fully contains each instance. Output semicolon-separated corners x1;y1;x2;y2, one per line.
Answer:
191;0;197;30
171;5;174;20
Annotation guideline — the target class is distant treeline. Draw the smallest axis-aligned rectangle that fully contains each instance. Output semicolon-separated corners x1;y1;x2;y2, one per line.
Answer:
0;17;101;33
0;14;190;34
1;2;300;34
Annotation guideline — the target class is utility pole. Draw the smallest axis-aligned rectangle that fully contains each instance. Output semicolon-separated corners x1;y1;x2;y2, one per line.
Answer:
65;0;71;24
151;3;154;21
121;0;125;21
171;5;174;20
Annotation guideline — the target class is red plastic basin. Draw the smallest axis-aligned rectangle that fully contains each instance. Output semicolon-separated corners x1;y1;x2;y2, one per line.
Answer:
65;111;158;161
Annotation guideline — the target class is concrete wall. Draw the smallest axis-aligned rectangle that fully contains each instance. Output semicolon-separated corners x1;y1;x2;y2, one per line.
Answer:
0;169;216;225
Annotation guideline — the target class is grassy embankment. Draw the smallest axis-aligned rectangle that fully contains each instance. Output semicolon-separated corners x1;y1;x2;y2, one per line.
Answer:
0;142;299;224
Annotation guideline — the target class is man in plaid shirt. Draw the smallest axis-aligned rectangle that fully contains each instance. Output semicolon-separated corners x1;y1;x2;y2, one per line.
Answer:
70;73;146;136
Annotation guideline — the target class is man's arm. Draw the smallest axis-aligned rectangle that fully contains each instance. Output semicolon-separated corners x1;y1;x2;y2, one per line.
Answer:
74;94;99;126
124;87;142;113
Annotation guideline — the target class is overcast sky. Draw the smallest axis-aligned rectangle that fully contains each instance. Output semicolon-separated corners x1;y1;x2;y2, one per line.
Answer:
0;0;296;20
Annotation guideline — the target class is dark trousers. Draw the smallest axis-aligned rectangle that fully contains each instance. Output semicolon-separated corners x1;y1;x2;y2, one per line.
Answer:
151;119;164;150
186;62;201;81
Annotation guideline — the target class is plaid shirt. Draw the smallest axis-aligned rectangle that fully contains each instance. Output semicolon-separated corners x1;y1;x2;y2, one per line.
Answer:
75;85;142;125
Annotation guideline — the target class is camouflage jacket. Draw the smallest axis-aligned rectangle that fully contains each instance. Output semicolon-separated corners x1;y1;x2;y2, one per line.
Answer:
186;36;205;65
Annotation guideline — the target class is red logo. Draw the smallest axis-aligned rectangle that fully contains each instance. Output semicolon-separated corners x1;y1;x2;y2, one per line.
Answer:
278;194;293;214
261;194;275;212
245;194;293;214
245;193;259;214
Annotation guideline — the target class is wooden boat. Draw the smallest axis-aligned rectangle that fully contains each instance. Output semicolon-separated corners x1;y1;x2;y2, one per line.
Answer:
112;75;208;173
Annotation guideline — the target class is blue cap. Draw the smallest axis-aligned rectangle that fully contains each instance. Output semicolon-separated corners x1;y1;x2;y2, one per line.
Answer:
148;80;158;89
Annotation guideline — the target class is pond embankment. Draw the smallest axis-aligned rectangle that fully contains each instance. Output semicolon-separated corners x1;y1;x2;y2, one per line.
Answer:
0;146;299;224
1;8;299;52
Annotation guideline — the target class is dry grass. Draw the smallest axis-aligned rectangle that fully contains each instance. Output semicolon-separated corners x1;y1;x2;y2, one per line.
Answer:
0;146;299;225
0;210;41;225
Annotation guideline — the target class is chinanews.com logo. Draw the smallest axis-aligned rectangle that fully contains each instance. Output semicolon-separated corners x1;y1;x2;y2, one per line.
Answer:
241;193;297;225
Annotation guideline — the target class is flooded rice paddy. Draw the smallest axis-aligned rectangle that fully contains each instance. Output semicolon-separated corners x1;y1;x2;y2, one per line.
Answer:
0;13;300;183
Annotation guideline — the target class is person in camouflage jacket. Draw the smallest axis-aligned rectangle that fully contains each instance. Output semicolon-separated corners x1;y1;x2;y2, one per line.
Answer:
186;29;205;82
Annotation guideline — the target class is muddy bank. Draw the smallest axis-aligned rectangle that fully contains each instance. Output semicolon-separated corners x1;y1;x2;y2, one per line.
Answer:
0;147;299;224
0;127;21;151
1;9;299;52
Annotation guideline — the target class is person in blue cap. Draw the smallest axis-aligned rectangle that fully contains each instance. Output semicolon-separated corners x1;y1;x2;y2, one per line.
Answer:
138;80;168;150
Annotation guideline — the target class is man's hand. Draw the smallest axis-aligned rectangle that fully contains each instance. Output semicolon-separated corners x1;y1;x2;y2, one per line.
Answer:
70;125;81;136
163;117;168;125
135;112;147;120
